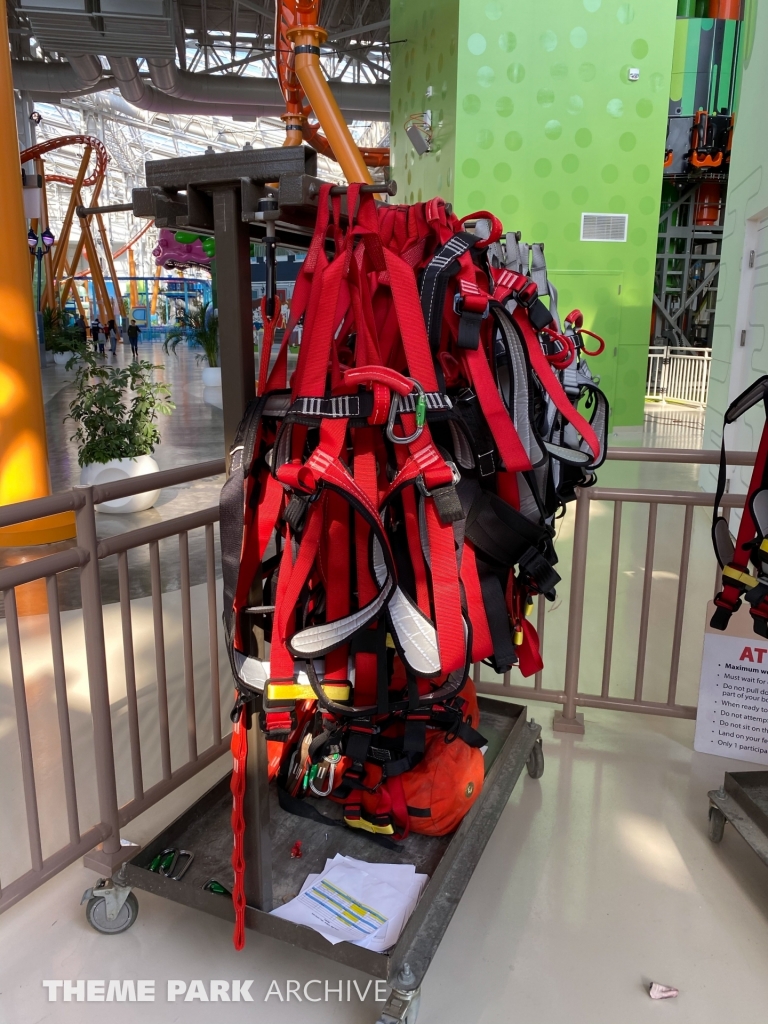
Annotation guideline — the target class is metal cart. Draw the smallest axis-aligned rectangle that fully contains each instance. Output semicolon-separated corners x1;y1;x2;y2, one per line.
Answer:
708;770;768;866
82;697;543;1023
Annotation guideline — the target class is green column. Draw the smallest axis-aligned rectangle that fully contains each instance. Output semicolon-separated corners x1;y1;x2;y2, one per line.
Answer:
393;0;678;427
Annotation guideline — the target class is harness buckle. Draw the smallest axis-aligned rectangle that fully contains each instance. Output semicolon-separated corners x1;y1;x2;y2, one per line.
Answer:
453;292;490;319
417;459;461;497
514;280;539;308
386;378;427;445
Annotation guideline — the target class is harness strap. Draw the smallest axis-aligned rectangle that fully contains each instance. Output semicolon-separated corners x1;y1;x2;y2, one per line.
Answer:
230;701;248;950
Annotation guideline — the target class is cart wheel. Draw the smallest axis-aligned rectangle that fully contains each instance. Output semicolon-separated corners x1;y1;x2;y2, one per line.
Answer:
85;892;139;934
708;806;726;844
526;738;544;780
375;987;420;1024
405;990;421;1023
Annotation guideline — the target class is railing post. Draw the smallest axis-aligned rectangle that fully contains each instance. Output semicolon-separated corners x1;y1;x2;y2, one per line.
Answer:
554;487;589;735
75;485;128;874
659;346;670;404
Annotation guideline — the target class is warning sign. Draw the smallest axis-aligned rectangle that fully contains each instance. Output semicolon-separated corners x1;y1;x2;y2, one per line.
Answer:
695;601;768;764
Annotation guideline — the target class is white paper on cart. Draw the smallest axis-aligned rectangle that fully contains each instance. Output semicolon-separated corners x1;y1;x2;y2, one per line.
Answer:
272;856;428;951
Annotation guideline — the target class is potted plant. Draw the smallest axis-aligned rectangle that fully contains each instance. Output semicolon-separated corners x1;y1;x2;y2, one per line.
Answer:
163;301;221;386
67;350;175;513
43;308;82;364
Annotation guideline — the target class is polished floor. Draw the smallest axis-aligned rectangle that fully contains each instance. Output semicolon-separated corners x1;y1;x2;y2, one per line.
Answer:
2;705;768;1024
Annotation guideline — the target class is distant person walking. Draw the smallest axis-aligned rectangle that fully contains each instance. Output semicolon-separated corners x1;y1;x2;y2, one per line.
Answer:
90;318;100;352
108;319;118;356
97;323;106;355
75;314;87;346
127;319;141;360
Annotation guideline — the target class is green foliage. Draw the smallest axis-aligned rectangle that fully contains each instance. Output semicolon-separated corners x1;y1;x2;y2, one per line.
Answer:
67;349;175;467
43;307;81;353
163;301;219;367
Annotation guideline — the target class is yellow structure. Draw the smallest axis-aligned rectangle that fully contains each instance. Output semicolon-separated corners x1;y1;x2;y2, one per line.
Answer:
0;11;75;545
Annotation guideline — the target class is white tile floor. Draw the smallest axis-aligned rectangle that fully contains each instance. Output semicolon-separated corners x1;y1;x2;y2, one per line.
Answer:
2;704;768;1024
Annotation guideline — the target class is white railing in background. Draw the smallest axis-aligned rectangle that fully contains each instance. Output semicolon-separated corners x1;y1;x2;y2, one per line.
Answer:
646;346;712;407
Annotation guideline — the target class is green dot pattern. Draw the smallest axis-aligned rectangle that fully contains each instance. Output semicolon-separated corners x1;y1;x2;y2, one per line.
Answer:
391;0;677;426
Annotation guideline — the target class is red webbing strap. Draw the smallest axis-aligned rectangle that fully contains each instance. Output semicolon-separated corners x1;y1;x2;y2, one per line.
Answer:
382;248;439;390
728;424;768;572
400;484;431;615
292;254;349;398
274;497;326;652
267;184;335;392
461;345;532;473
230;703;247;950
716;418;768;613
513;307;602;462
385;412;465;674
353;427;381;708
256;296;282;395
424;498;466;674
508;577;543;678
320;489;351;680
269;525;297;679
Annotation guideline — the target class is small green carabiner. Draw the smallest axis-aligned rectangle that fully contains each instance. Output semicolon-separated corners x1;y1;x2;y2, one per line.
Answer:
415;393;427;428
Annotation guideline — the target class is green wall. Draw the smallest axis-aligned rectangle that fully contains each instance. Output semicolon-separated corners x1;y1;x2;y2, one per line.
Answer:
390;0;460;206
392;0;678;426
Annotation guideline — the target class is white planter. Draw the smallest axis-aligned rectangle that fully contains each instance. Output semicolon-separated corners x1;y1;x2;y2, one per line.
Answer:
201;366;221;387
203;386;223;409
80;455;161;514
53;351;77;365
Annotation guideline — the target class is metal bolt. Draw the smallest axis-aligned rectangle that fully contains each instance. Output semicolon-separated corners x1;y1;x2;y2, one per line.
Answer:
398;963;416;987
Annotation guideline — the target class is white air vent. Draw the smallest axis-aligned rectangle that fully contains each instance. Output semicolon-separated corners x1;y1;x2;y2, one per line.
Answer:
580;213;628;242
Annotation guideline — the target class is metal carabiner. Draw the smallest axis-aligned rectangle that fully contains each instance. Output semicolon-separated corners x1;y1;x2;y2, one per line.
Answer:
386;378;427;445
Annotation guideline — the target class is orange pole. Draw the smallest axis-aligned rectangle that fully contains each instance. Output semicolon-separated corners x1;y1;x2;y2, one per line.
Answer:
150;264;162;317
127;249;139;310
51;147;91;282
79;194;111;323
95;210;126;324
0;12;74;545
63;260;87;318
59;177;103;307
286;7;373;186
36;159;56;310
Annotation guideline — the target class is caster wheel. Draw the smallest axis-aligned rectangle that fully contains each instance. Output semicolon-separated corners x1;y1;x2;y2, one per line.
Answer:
405;991;421;1023
527;738;544;779
708;806;726;844
85;892;139;934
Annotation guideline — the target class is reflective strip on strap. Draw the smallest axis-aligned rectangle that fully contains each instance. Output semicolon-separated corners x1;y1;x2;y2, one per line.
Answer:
267;682;351;701
723;565;758;588
293;394;364;418
760;538;768;554
291;391;452;419
399;391;453;412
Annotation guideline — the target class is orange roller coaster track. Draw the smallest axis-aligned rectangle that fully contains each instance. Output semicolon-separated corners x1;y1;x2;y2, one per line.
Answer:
20;134;109;186
276;0;389;168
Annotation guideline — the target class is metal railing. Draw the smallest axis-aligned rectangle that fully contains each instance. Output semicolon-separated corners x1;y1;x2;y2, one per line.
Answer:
646;345;712;406
0;446;755;912
474;447;755;733
0;459;226;914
